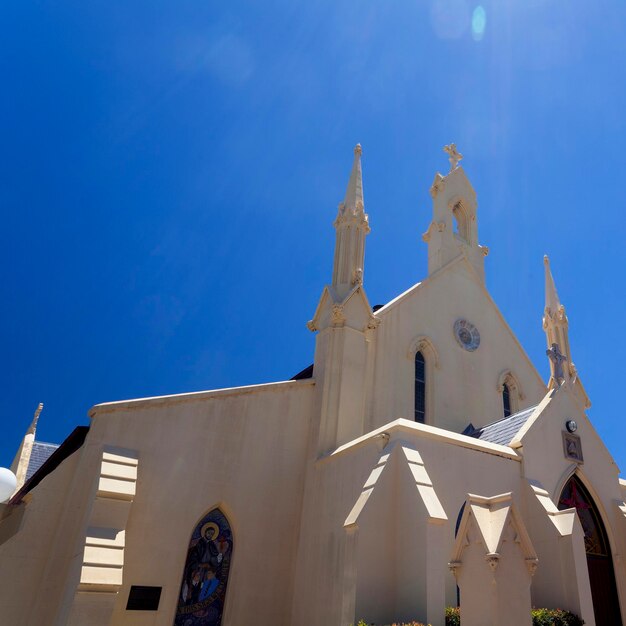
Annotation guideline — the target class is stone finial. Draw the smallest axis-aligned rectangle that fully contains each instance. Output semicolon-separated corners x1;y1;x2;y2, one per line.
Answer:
27;403;44;436
340;143;364;215
443;143;463;171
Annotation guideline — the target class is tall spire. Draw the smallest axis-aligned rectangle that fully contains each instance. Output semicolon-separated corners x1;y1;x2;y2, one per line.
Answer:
331;144;370;299
542;256;571;387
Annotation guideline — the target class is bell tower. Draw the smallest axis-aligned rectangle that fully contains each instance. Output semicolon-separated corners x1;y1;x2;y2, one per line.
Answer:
422;144;489;281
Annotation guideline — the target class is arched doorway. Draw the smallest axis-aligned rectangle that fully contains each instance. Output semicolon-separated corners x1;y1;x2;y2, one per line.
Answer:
173;508;233;626
558;475;622;626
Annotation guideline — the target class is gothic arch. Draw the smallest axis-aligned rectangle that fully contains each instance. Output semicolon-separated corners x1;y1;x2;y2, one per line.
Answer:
554;468;621;564
173;507;234;626
408;335;439;425
496;370;524;415
557;472;623;626
449;198;473;245
407;335;440;369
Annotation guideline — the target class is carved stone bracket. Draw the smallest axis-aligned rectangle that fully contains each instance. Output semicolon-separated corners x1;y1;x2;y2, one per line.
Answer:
352;268;363;286
485;553;500;572
448;560;462;580
422;220;446;243
366;316;381;331
525;557;539;577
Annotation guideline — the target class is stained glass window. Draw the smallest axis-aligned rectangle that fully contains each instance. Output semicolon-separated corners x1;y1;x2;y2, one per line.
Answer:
174;508;233;626
558;476;607;556
502;383;511;418
415;351;425;423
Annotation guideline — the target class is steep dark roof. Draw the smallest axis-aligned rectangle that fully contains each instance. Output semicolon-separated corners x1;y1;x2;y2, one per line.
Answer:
26;441;59;481
467;405;537;447
291;364;314;380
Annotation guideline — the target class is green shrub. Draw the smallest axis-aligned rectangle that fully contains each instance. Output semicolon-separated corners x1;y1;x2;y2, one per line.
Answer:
445;606;460;626
356;619;430;626
531;608;584;626
354;607;582;626
443;607;582;626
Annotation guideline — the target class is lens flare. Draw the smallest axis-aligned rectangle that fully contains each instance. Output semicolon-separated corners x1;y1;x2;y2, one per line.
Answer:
472;5;486;41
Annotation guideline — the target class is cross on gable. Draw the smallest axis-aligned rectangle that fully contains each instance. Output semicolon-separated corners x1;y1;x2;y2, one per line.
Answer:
443;143;463;170
547;342;567;383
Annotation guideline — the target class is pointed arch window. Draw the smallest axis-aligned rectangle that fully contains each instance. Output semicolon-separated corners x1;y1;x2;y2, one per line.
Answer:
502;383;512;418
409;336;438;425
558;475;622;625
415;351;426;423
174;508;233;626
497;371;523;417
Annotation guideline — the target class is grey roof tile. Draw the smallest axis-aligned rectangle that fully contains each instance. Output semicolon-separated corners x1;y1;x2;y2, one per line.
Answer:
467;405;537;447
26;441;59;480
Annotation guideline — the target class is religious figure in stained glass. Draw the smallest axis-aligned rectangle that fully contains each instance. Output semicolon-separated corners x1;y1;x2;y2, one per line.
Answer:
174;508;233;626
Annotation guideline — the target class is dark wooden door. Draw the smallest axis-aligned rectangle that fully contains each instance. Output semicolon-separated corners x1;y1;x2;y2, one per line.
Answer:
559;476;622;626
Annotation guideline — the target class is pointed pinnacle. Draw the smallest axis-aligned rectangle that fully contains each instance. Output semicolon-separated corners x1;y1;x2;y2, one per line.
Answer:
27;402;44;436
342;144;364;213
543;255;561;315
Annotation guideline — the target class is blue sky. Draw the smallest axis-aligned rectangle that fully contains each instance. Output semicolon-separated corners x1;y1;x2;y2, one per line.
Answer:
2;0;625;473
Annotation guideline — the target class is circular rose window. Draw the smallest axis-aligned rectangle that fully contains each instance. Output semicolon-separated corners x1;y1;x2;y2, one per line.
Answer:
454;319;480;351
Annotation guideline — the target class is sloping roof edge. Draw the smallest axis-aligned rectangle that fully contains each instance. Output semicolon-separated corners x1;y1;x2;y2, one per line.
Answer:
10;426;89;504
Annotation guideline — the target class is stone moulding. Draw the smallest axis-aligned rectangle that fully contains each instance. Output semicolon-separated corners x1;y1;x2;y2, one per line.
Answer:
76;446;138;593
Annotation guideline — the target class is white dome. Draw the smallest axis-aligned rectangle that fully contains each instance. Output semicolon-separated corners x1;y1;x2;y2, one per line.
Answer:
0;467;17;503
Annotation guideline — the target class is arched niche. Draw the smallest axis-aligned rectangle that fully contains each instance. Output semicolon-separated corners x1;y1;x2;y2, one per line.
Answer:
173;508;233;626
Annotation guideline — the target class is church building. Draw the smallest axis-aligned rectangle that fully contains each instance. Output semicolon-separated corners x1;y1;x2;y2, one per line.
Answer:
1;145;625;626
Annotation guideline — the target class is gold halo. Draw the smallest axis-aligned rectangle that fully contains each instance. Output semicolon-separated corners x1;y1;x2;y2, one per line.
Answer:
200;522;219;541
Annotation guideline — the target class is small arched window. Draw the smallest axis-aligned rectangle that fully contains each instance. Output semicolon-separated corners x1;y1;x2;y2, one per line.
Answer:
415;351;426;423
502;383;512;418
498;371;523;417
